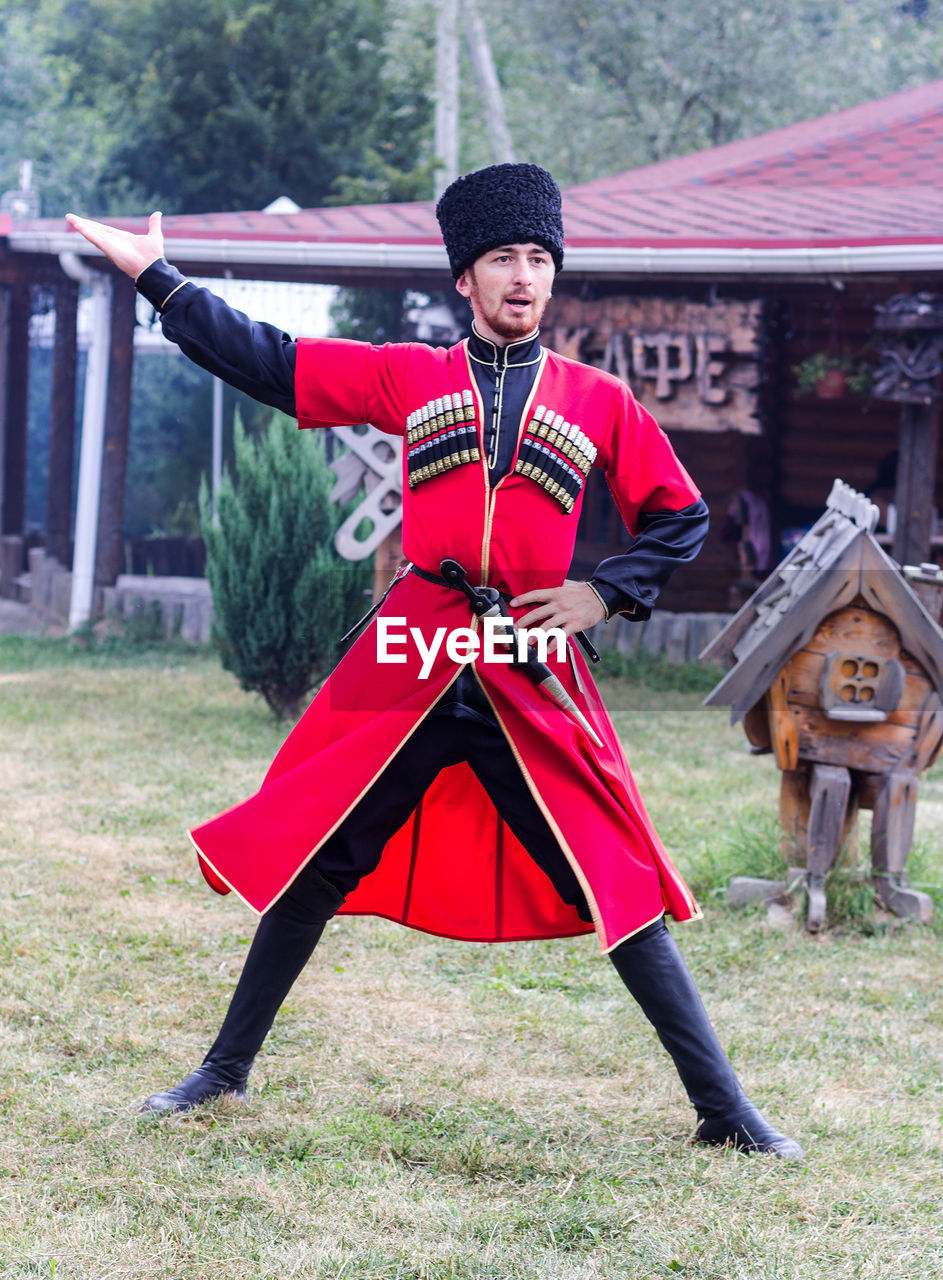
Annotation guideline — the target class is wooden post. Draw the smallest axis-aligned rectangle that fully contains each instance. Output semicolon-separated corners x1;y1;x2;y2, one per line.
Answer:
805;762;852;932
893;400;939;567
434;0;459;197
1;281;30;539
95;276;136;587
462;0;514;164
0;286;8;534
372;527;403;602
870;772;932;922
873;292;943;567
46;278;79;565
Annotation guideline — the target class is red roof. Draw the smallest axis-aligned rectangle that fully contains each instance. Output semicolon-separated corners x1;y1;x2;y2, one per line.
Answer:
135;80;943;250
143;200;442;244
564;78;943;248
10;79;943;263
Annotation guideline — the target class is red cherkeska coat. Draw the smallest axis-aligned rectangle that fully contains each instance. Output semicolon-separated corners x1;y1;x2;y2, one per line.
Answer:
190;336;702;952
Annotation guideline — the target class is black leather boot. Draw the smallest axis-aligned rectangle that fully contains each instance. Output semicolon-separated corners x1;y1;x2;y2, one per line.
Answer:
140;1063;250;1114
142;864;344;1115
609;920;803;1159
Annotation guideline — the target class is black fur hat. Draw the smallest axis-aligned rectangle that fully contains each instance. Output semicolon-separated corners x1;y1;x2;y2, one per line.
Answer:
435;163;564;279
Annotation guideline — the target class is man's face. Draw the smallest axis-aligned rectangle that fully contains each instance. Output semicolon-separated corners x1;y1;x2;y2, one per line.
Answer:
455;243;555;344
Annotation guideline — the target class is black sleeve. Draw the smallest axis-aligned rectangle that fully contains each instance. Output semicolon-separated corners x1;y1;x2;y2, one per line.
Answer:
135;258;298;417
589;498;710;621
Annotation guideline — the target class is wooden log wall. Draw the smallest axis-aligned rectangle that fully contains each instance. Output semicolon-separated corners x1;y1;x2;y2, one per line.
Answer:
552;285;768;613
770;281;908;525
557;277;938;615
568;425;752;613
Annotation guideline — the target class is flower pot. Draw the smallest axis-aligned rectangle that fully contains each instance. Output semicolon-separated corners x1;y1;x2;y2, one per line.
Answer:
814;369;847;399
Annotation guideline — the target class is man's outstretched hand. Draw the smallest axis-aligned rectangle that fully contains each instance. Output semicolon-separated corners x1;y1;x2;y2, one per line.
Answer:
65;210;164;280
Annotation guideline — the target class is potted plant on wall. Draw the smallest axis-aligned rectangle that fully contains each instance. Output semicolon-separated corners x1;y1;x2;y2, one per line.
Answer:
793;350;872;400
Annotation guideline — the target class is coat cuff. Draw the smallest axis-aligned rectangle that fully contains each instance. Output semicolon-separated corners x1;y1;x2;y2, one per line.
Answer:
588;578;649;622
135;258;191;312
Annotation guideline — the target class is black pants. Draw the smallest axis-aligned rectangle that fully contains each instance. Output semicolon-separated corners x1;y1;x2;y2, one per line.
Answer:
203;675;595;1082
281;671;593;926
201;674;758;1140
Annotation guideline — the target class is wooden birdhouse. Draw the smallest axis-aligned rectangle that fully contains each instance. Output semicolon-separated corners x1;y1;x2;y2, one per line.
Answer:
702;479;943;930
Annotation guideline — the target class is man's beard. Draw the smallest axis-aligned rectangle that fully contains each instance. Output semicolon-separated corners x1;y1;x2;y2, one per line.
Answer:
483;297;547;341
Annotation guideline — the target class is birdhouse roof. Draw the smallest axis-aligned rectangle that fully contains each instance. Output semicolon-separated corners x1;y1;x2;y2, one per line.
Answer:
702;480;943;722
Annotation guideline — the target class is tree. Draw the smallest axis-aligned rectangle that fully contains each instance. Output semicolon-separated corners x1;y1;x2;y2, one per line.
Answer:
327;146;439;344
199;413;373;719
0;1;116;213
40;0;432;215
13;0;943;216
453;0;943;184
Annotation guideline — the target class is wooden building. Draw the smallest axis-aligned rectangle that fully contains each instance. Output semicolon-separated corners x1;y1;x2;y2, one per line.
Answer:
703;480;943;930
2;80;943;625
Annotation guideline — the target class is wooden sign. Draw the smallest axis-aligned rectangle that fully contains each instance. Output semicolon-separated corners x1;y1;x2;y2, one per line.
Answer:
547;295;763;435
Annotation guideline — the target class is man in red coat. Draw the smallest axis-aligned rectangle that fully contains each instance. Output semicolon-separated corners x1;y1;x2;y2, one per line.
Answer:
68;164;801;1157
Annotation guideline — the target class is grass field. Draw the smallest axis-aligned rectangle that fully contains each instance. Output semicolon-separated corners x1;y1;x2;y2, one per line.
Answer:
0;635;941;1279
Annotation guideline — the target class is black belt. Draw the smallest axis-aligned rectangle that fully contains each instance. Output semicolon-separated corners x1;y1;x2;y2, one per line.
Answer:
408;564;600;664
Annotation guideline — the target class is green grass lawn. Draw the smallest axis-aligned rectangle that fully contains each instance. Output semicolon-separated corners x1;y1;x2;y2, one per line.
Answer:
1;636;941;1279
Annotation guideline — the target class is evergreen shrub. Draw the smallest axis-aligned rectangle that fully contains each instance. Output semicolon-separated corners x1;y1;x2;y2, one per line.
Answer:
199;412;373;719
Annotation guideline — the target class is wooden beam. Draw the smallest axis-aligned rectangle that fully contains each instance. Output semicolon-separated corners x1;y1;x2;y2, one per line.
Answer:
1;281;30;536
434;0;459;197
892;400;939;567
462;0;514;164
805;761;852;932
766;668;799;771
870;771;933;922
870;771;917;880
807;763;852;880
